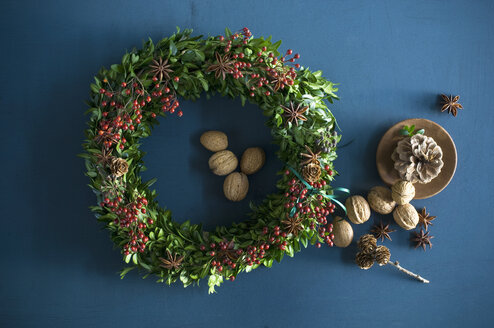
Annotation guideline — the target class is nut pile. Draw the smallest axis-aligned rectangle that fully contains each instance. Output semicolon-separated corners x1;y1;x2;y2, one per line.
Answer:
200;130;265;201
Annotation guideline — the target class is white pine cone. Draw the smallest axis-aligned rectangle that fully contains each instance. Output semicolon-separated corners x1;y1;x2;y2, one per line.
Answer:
391;134;444;184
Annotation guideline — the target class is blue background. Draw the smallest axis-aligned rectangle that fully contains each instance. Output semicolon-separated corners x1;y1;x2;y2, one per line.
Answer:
2;0;493;327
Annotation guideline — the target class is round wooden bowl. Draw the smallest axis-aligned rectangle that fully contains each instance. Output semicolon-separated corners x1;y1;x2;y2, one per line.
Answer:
376;118;457;199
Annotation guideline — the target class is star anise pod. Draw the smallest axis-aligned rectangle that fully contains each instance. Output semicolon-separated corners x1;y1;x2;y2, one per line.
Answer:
281;215;304;236
371;220;395;242
281;102;308;126
412;229;434;251
418;207;436;231
159;249;184;270
269;71;289;92
440;94;463;117
95;148;113;165
300;145;321;165
206;52;235;80
217;240;238;262
149;57;173;82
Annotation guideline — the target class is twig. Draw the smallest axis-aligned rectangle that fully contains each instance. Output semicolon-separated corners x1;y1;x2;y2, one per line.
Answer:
388;260;430;284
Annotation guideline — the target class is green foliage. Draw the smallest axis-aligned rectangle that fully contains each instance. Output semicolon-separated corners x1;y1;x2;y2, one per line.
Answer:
400;125;425;136
82;27;340;293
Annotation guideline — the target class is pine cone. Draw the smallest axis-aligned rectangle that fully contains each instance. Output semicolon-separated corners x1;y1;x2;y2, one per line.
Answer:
375;245;391;266
392;134;443;184
108;157;129;177
302;162;321;183
357;234;377;254
355;252;374;270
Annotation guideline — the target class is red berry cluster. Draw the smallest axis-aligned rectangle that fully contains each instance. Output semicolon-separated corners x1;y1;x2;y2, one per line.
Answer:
151;78;183;117
205;241;241;275
100;196;152;255
214;27;301;97
283;168;336;247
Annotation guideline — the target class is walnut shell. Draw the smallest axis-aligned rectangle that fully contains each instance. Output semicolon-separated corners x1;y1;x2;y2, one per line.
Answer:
393;204;419;230
391;180;415;205
208;150;238;176
200;130;228;152
223;172;249;201
367;186;396;214
345;195;371;224
240;147;265;175
332;217;354;247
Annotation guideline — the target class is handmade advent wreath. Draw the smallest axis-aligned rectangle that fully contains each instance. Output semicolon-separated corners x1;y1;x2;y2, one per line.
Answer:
82;28;343;292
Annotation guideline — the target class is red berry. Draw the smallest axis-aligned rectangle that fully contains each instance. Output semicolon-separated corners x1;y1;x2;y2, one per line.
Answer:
173;76;180;82
177;110;183;117
325;164;330;171
210;251;215;256
315;242;321;248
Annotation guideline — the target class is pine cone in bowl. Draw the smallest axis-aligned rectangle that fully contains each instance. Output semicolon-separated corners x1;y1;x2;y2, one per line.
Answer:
391;134;444;184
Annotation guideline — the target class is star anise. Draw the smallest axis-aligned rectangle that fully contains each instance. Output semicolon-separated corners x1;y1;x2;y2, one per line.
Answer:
300;145;321;165
412;229;434;251
371;220;396;242
281;102;308;126
206;52;235;80
269;71;289;92
440;94;463;117
418;207;436;231
281;215;304;236
149;57;173;82
94;131;119;148
95;148;113;165
217;240;239;262
159;249;184;270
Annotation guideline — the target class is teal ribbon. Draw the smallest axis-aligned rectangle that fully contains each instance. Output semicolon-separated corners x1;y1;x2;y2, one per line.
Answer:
287;165;350;218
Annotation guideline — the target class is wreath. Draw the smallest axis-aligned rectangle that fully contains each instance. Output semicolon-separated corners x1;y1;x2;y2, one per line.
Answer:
82;27;343;293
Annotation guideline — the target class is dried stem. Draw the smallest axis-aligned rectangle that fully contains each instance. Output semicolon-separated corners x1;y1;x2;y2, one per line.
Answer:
387;260;430;284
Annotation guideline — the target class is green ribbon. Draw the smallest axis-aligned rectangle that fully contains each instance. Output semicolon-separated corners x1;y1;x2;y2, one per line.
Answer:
287;165;350;218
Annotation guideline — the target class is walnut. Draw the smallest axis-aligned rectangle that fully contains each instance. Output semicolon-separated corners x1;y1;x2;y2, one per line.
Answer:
223;172;249;201
200;130;228;152
240;147;265;175
367;186;396;214
393;204;419;230
332;217;354;248
345;195;371;224
208;150;238;176
391;180;415;205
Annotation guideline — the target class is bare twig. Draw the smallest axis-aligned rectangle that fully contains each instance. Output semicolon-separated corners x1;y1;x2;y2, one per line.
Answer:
388;260;430;284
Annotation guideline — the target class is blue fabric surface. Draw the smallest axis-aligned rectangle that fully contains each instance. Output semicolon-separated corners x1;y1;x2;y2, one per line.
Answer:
1;0;493;327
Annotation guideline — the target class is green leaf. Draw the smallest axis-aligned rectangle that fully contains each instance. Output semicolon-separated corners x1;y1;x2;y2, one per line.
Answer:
169;41;178;56
120;266;135;279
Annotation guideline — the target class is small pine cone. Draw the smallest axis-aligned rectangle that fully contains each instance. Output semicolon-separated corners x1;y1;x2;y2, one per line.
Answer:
375;245;391;266
302;162;321;183
355;252;374;270
357;234;377;253
108;157;129;177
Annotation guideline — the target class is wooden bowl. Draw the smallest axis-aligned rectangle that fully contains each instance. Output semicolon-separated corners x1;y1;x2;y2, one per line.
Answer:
376;118;457;199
